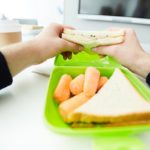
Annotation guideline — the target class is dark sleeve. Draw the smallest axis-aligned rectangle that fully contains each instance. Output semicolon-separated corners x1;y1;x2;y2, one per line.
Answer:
146;73;150;86
0;51;13;90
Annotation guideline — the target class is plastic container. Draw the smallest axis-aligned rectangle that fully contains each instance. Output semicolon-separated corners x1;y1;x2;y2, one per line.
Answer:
44;51;150;150
0;20;22;47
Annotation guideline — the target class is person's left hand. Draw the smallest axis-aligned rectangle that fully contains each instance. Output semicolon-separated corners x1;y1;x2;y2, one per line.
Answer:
33;23;83;63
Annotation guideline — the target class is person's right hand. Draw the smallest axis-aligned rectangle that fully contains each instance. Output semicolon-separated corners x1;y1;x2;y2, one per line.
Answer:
1;23;83;76
93;28;150;78
33;23;83;63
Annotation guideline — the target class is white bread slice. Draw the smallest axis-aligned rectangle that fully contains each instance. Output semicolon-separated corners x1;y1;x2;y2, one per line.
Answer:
67;69;150;123
63;29;125;38
62;33;124;48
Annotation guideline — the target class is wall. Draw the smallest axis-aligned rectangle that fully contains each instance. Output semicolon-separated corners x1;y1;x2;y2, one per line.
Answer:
0;0;63;26
64;0;150;47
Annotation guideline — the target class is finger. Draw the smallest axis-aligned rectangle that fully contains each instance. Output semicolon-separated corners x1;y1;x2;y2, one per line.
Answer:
50;24;75;37
61;39;84;53
92;45;117;56
49;23;65;36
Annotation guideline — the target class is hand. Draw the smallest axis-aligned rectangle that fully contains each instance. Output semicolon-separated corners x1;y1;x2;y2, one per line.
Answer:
93;28;150;78
1;23;83;76
33;23;83;63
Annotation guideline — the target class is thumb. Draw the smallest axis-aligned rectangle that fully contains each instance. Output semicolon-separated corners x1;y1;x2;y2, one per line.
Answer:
92;45;115;56
61;39;84;53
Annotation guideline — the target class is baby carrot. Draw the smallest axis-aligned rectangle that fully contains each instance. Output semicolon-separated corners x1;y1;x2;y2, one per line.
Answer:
84;67;100;97
59;92;91;121
97;76;108;91
54;74;72;103
70;74;85;95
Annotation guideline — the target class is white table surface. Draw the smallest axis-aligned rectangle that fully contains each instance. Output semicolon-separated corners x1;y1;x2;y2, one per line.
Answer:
0;67;93;150
0;64;150;150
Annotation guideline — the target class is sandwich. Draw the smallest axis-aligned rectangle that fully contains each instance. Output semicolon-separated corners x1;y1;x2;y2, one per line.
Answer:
62;29;125;48
65;69;150;124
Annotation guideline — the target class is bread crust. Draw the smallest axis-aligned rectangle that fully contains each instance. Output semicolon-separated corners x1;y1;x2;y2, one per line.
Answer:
67;112;150;123
105;120;150;127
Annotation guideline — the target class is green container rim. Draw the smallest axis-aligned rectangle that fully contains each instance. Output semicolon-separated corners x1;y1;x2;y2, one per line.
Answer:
44;66;150;136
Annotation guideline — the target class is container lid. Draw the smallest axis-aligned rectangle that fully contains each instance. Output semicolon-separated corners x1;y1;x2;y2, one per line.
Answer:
0;20;21;33
55;49;122;68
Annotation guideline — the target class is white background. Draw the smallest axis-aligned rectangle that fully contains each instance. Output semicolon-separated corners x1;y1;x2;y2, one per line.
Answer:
0;68;92;150
0;0;64;25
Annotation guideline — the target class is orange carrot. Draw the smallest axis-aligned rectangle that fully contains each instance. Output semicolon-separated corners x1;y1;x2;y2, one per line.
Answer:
70;74;85;95
59;92;91;121
54;74;72;103
97;76;108;91
84;67;100;97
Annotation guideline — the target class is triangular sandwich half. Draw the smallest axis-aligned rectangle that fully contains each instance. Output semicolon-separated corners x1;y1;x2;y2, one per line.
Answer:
62;29;125;48
67;69;150;123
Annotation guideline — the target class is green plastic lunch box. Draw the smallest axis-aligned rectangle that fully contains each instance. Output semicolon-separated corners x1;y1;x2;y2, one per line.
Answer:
44;50;150;150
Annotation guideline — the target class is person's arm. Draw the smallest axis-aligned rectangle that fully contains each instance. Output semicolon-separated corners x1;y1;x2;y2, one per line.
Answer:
93;28;150;79
0;23;82;89
0;23;82;76
1;40;40;76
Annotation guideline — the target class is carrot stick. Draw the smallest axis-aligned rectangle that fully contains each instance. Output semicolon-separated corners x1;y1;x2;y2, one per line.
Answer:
54;74;72;103
70;74;85;95
84;67;100;97
59;92;91;121
97;76;108;91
